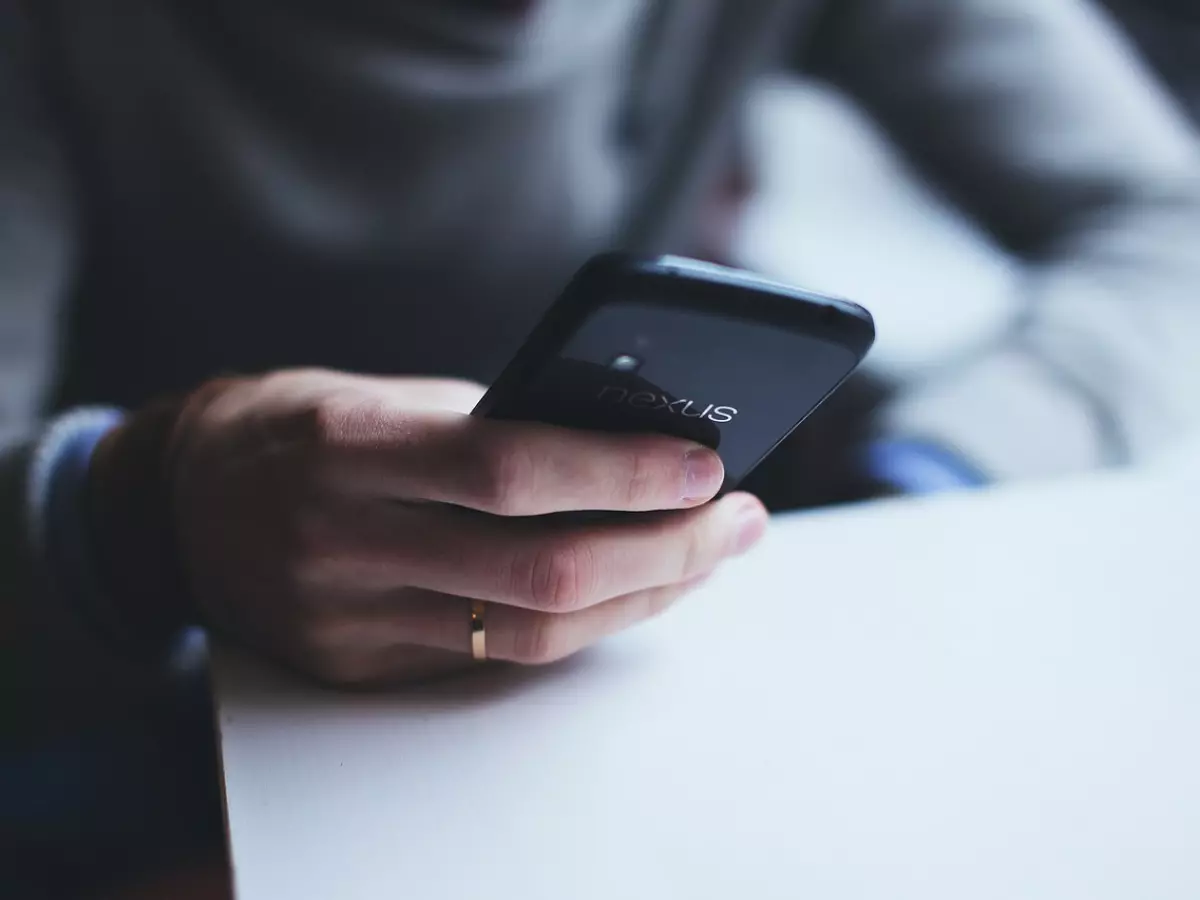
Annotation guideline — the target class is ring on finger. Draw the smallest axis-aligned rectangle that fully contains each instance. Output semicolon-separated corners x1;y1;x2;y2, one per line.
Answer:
470;599;487;661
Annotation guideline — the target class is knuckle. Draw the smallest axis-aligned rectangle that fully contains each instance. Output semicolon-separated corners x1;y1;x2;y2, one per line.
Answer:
511;614;565;665
286;608;372;686
308;652;375;689
280;506;332;574
617;446;665;508
279;506;363;596
244;400;345;484
677;517;716;582
286;388;385;457
289;610;343;663
471;437;539;516
301;395;350;450
517;540;597;612
287;597;342;650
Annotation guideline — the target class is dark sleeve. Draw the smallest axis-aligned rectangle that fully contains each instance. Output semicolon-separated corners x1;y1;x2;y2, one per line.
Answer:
799;0;1200;478
0;1;170;742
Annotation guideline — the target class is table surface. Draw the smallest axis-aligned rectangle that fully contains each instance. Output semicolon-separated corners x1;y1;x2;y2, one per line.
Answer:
213;466;1200;900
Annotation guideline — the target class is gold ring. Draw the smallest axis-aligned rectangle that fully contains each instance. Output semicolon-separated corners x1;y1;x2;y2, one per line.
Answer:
470;600;487;661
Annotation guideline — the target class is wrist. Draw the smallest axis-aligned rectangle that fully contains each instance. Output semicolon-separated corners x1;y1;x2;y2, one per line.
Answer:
86;398;198;659
85;377;250;661
864;437;989;495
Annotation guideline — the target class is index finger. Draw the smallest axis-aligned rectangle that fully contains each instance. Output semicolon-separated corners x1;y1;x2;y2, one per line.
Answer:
325;411;726;515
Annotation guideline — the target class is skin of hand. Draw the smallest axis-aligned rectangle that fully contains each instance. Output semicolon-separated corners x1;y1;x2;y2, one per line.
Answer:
101;369;769;687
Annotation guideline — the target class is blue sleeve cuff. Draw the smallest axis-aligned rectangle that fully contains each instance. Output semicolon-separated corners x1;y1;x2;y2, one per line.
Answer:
28;408;132;654
864;437;988;495
29;406;208;676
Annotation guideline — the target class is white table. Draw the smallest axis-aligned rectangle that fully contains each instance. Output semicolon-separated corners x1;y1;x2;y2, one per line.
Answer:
213;466;1200;900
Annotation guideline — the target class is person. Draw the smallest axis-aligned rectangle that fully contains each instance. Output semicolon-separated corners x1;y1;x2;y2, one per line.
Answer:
3;0;1200;894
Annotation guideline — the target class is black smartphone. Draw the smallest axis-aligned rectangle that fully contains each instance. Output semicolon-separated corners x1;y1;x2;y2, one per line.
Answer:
473;253;875;496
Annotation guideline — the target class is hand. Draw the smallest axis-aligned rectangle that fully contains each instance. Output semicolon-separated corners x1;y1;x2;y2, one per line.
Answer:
98;370;768;686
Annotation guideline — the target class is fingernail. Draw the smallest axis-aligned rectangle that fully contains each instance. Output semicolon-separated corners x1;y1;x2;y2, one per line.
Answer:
682;449;725;502
730;504;768;556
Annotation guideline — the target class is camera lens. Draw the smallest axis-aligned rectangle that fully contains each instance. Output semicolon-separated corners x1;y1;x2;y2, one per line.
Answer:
608;354;642;373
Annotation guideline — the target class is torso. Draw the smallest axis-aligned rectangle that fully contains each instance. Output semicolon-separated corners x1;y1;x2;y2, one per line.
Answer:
32;0;811;407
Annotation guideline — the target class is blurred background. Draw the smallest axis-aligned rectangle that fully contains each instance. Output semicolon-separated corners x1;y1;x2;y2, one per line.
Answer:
736;0;1200;465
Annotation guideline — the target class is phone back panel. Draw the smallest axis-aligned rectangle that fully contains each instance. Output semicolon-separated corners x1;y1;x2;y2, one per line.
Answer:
480;293;866;490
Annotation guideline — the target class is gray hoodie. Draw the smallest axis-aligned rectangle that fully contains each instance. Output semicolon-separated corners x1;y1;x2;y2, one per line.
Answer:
4;0;1200;732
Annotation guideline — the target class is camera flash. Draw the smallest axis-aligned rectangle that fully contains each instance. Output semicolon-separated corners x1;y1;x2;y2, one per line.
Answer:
608;354;642;373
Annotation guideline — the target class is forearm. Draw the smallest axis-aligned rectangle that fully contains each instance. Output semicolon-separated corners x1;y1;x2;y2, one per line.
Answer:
883;191;1200;478
808;0;1200;477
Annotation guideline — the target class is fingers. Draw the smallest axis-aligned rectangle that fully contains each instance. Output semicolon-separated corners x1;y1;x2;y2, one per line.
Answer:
380;378;486;414
424;578;701;664
265;372;724;513
300;493;768;612
320;409;726;514
195;369;722;514
306;577;707;685
281;370;488;414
